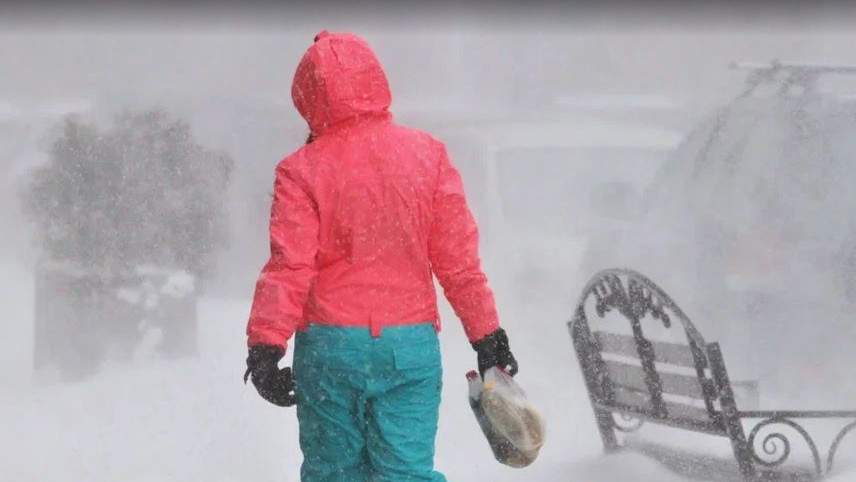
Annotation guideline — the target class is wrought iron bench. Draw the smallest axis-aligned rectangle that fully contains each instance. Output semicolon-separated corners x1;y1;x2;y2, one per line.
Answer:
569;269;856;481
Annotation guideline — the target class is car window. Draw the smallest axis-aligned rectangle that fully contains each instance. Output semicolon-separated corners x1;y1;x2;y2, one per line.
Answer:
494;146;667;234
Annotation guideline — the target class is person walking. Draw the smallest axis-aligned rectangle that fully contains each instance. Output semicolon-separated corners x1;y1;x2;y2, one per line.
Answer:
244;30;518;482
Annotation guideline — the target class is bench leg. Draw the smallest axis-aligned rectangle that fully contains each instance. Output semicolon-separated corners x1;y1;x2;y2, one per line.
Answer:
594;408;619;452
709;343;757;481
571;312;620;453
724;412;757;481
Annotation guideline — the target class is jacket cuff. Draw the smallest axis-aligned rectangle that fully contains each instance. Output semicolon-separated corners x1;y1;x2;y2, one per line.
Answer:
464;319;501;345
247;329;289;351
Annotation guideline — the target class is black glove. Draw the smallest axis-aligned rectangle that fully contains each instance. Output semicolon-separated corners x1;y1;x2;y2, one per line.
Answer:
472;328;519;378
244;344;297;407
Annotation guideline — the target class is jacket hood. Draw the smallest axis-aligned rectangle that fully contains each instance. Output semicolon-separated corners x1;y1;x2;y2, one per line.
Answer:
291;31;392;136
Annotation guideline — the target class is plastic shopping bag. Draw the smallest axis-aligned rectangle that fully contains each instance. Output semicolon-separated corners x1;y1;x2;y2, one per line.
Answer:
466;367;546;467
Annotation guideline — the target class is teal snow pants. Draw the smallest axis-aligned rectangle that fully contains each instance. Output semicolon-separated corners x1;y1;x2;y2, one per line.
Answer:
293;323;447;482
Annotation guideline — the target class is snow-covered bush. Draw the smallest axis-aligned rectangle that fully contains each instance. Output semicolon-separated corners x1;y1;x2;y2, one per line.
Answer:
21;109;233;376
21;108;234;278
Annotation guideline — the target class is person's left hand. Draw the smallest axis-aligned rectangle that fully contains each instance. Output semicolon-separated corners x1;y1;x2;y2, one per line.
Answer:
244;344;297;407
472;328;519;378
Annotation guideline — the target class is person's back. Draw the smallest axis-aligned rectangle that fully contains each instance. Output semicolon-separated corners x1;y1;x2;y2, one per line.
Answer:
287;121;464;337
243;31;519;482
247;30;500;348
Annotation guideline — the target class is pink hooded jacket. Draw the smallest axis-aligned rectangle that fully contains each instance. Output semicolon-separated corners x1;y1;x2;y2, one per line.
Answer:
246;31;500;349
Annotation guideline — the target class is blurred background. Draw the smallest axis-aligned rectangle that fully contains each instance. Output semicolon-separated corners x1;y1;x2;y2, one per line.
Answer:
3;2;856;481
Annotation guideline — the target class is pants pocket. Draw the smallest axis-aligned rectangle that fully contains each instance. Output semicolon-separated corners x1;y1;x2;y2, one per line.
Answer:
393;339;440;371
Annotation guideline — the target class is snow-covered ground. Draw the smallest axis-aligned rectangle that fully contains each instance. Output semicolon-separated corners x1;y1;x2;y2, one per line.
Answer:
6;258;855;482
0;257;696;482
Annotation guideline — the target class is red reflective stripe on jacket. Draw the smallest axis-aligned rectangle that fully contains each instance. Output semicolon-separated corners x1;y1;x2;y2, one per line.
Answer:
246;31;499;349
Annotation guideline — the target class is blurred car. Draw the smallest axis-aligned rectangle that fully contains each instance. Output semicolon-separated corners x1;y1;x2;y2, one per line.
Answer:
413;110;683;304
585;61;856;390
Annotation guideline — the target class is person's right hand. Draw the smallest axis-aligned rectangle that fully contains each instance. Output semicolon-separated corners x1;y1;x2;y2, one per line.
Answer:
244;344;297;407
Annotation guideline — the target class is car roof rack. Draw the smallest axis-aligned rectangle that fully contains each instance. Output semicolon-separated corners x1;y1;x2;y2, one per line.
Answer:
729;60;856;98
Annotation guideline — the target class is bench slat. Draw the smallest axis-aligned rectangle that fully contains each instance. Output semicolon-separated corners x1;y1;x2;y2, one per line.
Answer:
594;331;697;367
611;387;713;423
604;360;705;399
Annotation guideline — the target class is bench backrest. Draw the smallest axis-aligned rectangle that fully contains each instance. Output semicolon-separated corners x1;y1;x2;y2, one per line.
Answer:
570;269;735;435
